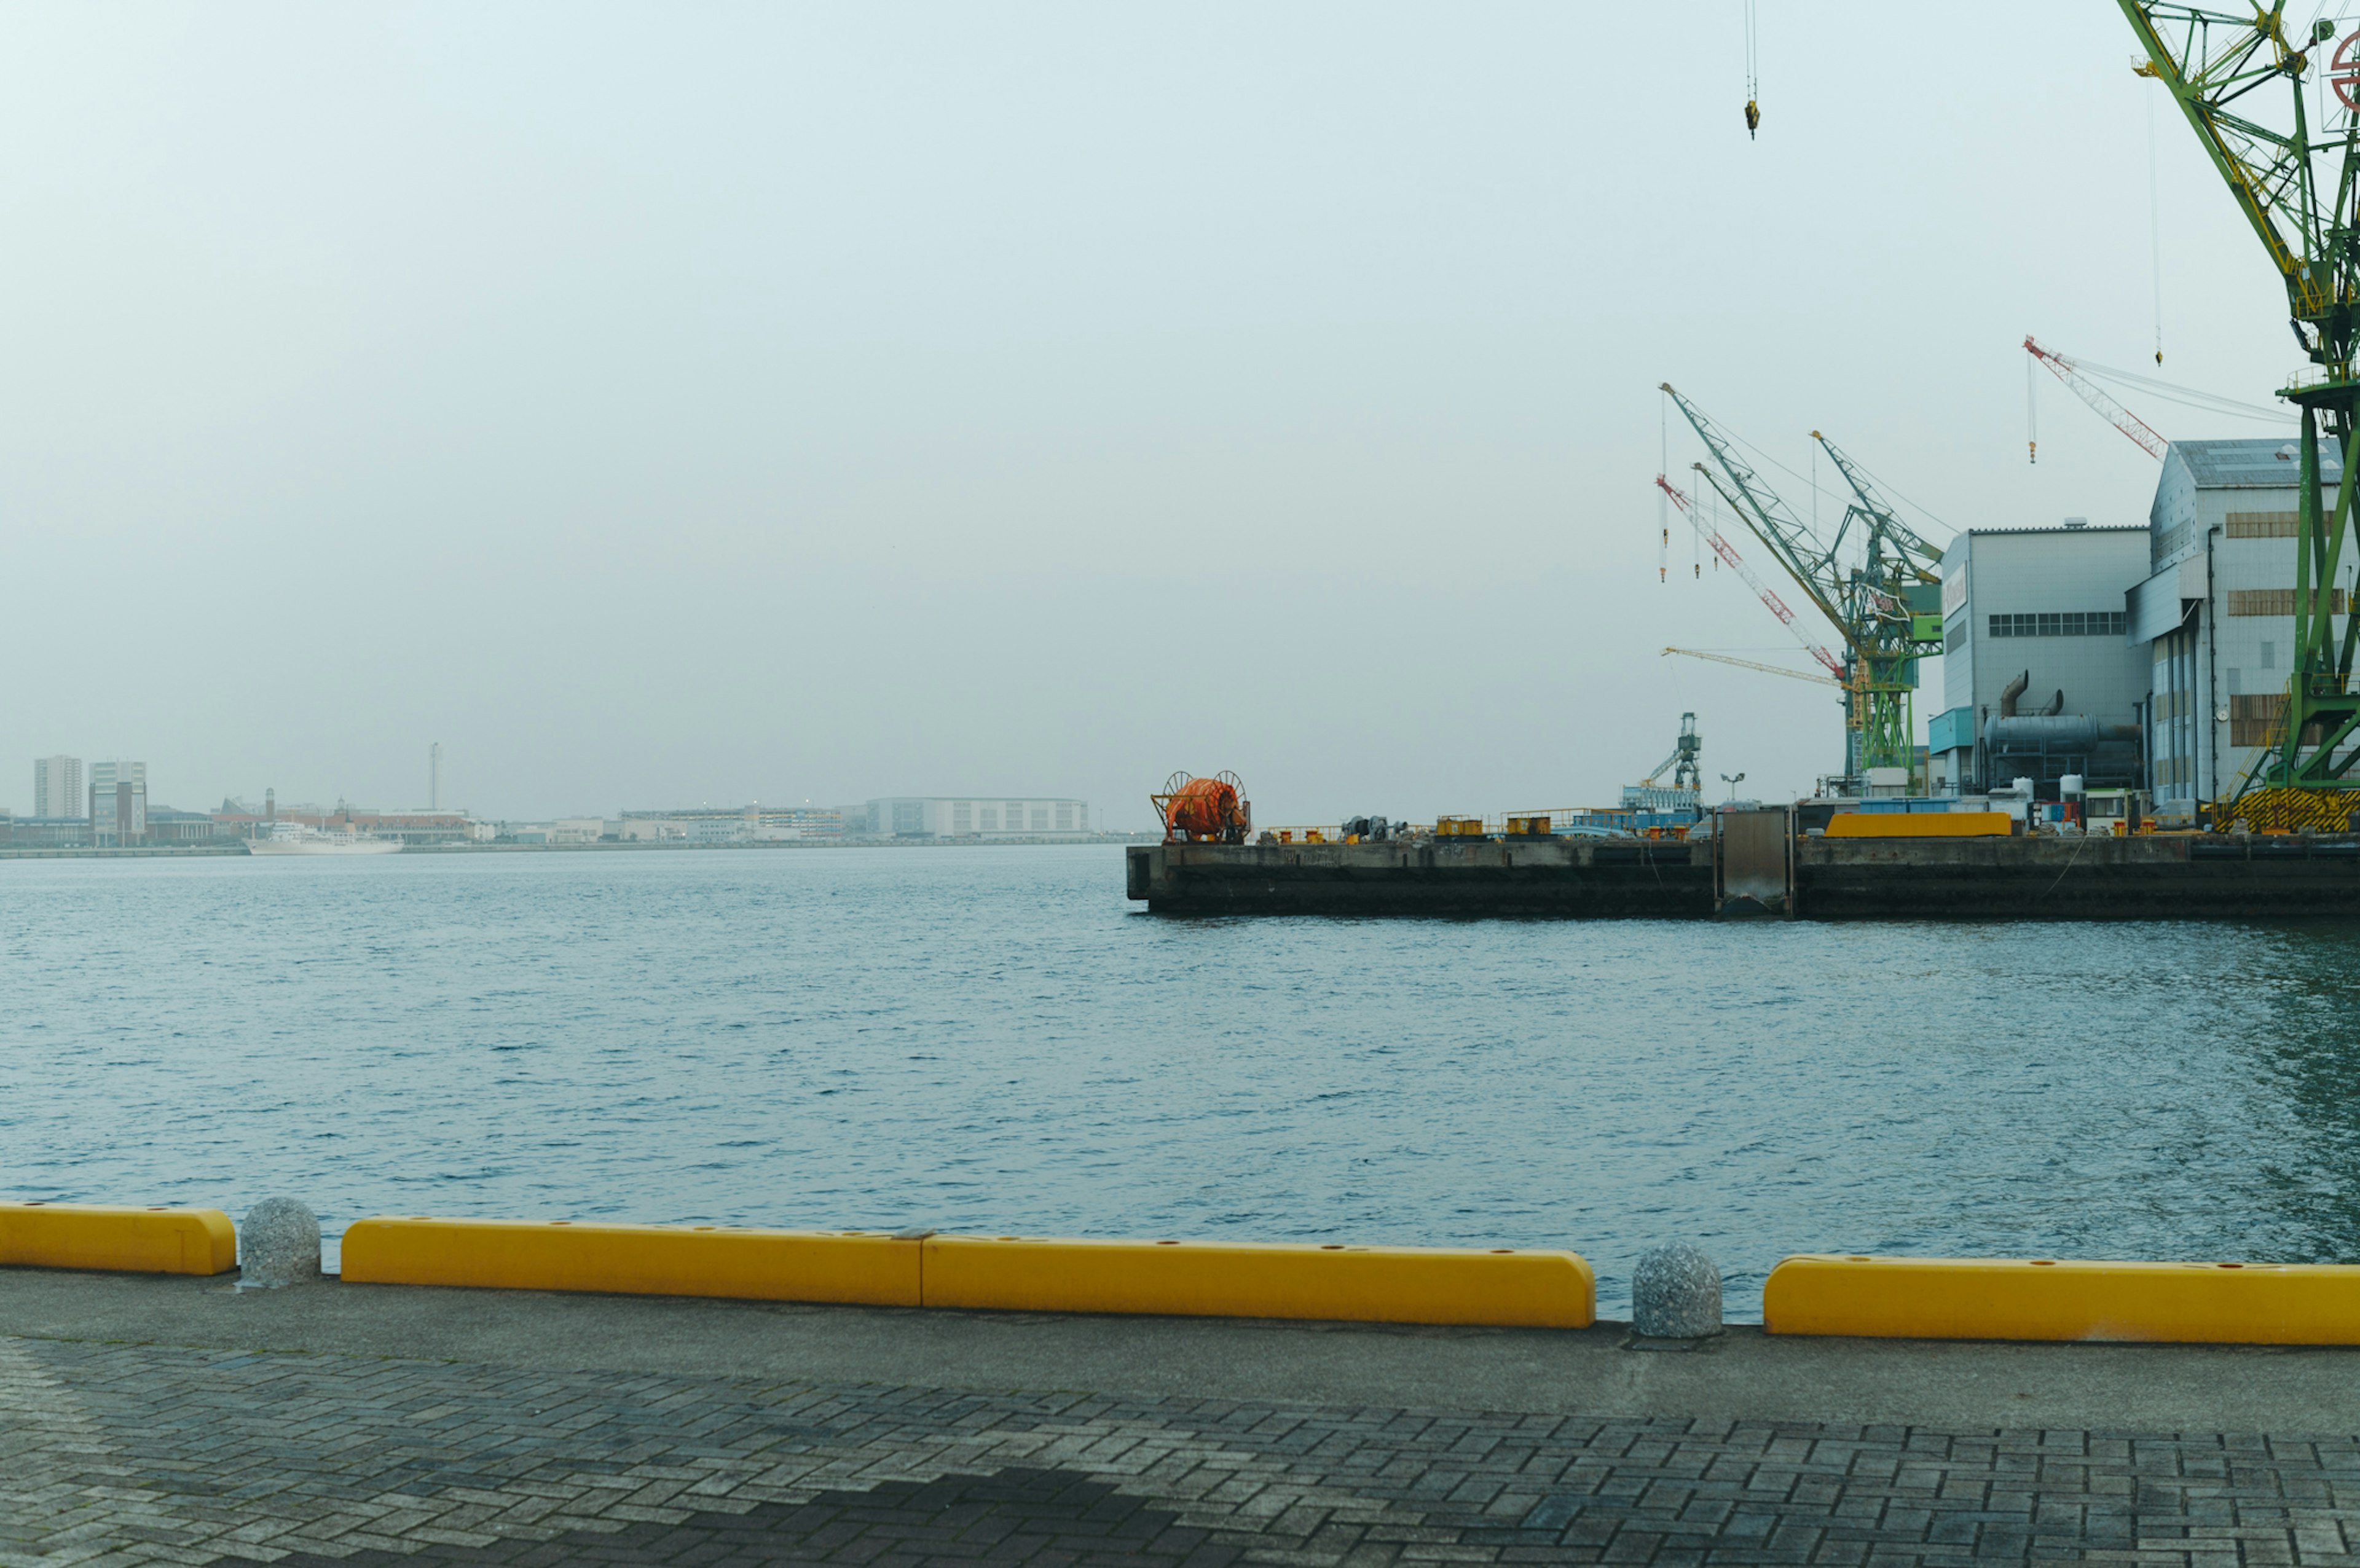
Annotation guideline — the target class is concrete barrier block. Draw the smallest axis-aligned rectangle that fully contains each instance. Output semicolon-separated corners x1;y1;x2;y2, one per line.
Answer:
339;1217;922;1306
922;1234;1594;1327
0;1201;236;1276
1765;1254;2360;1344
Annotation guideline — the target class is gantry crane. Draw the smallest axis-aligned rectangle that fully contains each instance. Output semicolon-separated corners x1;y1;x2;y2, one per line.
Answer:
1661;383;1946;782
1638;711;1704;790
2122;4;2360;789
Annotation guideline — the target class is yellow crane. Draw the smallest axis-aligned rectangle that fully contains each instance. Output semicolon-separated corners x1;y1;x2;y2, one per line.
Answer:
1662;646;1842;689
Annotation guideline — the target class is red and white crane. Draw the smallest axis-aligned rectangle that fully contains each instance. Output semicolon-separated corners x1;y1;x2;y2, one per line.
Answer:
2023;334;2169;463
1653;472;1846;680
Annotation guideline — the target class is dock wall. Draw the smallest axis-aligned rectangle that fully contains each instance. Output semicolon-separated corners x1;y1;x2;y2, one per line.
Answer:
1126;835;2360;920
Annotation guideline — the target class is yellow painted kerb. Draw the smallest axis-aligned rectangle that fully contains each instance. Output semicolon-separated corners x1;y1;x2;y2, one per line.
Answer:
1765;1253;2360;1344
0;1201;236;1276
339;1217;922;1306
1823;812;2012;838
922;1234;1594;1328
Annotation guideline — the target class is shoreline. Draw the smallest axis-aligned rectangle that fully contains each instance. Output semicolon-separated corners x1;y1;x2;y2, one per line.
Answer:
0;834;1148;860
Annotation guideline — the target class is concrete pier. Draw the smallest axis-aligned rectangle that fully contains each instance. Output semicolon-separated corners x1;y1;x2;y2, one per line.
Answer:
1128;834;2360;919
7;1266;2360;1564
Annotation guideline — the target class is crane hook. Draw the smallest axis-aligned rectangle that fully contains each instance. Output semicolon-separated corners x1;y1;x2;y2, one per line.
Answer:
1744;99;1760;139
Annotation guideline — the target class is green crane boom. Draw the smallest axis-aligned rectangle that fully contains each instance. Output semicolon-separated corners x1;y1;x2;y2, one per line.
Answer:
2120;3;2360;789
1661;383;1946;782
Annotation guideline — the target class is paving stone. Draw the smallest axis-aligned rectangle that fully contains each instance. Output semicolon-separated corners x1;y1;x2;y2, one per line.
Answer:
10;1333;2360;1565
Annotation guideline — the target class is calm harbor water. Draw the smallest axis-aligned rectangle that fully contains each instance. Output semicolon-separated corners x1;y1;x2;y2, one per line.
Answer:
3;844;2357;1317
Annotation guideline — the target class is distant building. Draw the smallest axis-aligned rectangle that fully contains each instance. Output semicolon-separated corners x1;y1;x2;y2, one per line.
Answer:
146;807;214;845
551;817;606;844
210;803;473;844
88;761;148;847
1929;525;2150;796
10;815;88;847
33;756;81;820
851;797;1092;839
618;806;844;843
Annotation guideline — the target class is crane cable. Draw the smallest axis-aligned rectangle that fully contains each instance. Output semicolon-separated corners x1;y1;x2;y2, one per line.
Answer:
1743;1;1760;139
2148;92;2164;366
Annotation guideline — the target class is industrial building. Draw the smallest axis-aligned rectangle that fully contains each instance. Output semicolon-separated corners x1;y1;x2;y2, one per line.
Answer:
2127;439;2345;813
1927;523;2150;795
851;798;1093;839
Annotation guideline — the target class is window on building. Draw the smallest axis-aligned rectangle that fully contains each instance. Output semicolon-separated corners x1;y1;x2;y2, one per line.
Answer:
2227;511;2300;538
2227;667;2243;696
953;802;972;833
1055;803;1073;831
980;806;999;831
1987;611;2123;638
2262;641;2277;669
2229;589;2350;616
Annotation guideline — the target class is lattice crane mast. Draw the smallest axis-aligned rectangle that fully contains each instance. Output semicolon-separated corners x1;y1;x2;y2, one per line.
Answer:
1653;473;1845;679
2120;3;2360;789
1661;383;1944;779
2023;335;2170;462
1662;648;1843;689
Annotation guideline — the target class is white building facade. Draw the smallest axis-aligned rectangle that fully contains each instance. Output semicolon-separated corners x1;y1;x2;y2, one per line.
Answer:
1929;525;2151;795
2128;439;2347;812
33;755;81;819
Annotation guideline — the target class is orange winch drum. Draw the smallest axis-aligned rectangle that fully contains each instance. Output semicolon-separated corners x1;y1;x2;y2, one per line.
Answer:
1149;770;1251;844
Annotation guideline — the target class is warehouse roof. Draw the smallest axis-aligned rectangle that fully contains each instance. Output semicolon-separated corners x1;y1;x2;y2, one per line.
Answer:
2170;437;2339;487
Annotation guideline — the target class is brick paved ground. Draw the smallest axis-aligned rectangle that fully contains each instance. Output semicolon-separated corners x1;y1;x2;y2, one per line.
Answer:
5;1330;2360;1567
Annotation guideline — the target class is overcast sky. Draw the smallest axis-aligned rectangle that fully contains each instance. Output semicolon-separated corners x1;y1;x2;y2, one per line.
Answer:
0;4;2318;825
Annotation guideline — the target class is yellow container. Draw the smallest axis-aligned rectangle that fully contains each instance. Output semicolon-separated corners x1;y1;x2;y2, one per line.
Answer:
339;1216;922;1306
921;1233;1593;1328
1822;811;2012;839
1505;815;1552;837
1765;1253;2360;1344
1436;817;1485;837
0;1201;235;1276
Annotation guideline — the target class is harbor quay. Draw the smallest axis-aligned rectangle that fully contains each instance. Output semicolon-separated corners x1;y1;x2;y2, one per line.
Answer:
1126;833;2360;920
9;1264;2360;1568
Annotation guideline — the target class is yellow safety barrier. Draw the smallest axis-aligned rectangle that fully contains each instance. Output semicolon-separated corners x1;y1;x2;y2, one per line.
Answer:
0;1201;236;1276
339;1217;922;1306
1764;1253;2360;1344
1823;812;2013;839
2219;786;2358;834
921;1234;1594;1328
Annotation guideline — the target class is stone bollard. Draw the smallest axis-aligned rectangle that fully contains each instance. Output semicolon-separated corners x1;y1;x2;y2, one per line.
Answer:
1630;1243;1722;1339
238;1198;321;1289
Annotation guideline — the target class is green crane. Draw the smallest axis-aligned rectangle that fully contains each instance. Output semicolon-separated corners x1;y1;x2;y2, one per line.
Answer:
2120;4;2360;789
1661;383;1946;783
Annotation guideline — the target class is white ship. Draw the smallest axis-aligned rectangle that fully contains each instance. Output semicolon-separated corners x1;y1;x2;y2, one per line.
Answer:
245;821;403;857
